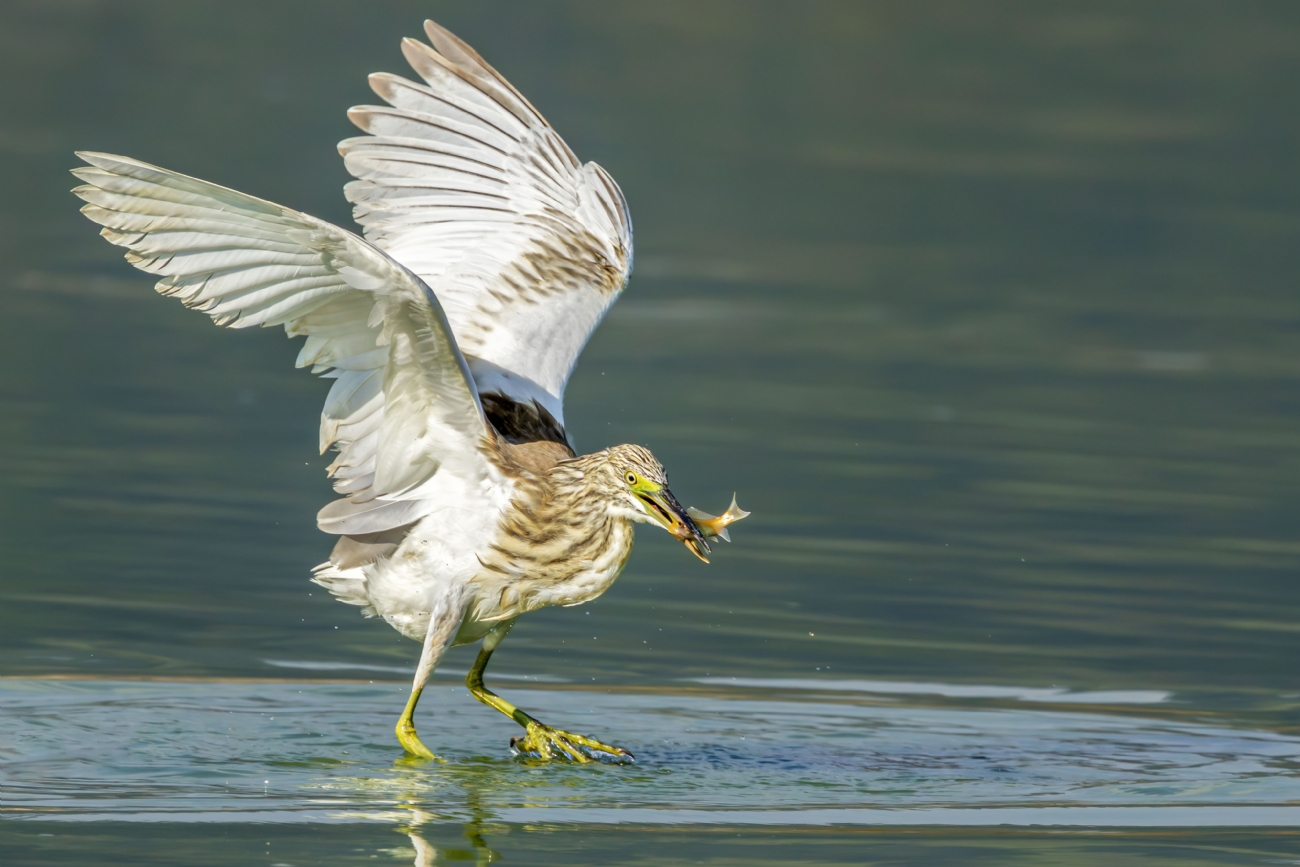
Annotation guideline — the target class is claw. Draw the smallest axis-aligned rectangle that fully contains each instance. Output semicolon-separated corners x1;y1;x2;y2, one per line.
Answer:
510;721;634;763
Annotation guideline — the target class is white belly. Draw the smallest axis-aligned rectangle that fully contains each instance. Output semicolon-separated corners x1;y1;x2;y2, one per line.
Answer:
364;478;511;641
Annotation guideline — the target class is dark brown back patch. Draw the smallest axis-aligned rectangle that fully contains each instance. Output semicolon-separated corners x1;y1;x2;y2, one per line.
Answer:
481;392;571;449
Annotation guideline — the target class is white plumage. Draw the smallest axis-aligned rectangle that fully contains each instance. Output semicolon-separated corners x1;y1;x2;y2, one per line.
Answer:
70;20;735;763
75;19;631;542
341;24;631;427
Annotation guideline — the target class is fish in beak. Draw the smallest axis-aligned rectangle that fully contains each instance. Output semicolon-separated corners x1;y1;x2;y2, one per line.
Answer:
687;494;750;543
636;486;713;562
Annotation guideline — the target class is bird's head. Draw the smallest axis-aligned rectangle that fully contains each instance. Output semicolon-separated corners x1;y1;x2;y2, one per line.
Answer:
599;444;711;562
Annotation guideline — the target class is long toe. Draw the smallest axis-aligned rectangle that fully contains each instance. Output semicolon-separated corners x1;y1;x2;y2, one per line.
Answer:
566;731;635;763
511;723;634;763
510;733;574;762
510;725;586;762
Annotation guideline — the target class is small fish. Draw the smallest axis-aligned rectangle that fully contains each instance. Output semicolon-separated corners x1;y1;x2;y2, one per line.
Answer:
687;494;751;543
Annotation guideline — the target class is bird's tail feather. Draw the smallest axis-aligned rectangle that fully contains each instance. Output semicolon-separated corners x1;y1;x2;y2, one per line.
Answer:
310;562;377;617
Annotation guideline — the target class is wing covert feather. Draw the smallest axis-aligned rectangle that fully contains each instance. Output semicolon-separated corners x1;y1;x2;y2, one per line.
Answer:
340;20;633;425
71;151;502;535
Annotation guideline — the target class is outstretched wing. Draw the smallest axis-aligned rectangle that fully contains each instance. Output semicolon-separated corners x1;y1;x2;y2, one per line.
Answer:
71;151;506;536
340;20;632;429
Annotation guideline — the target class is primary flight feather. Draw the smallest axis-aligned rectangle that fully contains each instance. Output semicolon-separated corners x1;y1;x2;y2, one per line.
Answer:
71;19;745;762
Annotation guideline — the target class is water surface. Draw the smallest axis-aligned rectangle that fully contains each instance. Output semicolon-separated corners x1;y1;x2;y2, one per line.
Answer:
2;1;1300;864
7;677;1300;864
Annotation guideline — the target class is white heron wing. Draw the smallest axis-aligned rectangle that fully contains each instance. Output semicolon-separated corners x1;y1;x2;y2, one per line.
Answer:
339;20;632;425
71;151;505;535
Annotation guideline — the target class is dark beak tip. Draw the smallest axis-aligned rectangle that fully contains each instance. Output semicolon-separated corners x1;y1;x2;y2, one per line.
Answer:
652;487;711;561
686;534;711;563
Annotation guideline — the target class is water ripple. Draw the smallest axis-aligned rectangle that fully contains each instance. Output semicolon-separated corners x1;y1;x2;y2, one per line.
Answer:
3;678;1299;827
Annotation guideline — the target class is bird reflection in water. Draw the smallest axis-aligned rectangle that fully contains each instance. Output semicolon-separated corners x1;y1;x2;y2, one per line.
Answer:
393;814;496;867
391;793;499;866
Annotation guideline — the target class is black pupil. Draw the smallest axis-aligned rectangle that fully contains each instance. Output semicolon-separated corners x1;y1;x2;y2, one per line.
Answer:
627;474;635;483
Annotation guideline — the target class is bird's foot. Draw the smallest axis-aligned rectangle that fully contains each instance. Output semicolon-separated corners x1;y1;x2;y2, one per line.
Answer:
396;717;442;762
510;721;634;763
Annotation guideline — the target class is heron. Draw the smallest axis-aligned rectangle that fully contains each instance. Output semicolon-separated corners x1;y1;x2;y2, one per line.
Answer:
70;20;747;762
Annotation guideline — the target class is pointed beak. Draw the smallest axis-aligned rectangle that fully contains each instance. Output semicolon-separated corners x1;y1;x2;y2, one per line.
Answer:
636;486;712;562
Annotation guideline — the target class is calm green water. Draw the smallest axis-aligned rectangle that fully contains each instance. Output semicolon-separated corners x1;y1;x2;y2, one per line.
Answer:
3;1;1300;864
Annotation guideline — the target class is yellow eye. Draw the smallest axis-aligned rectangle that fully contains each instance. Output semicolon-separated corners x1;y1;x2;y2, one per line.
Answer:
625;471;638;485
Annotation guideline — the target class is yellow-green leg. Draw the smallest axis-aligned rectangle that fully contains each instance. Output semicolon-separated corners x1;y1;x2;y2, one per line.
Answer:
395;599;466;760
466;620;634;763
395;686;439;760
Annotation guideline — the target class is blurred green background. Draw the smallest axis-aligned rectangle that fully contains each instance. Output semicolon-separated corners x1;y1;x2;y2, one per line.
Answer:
1;0;1298;703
